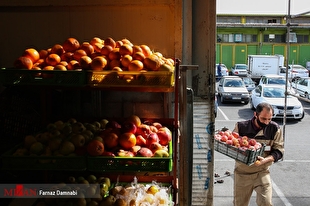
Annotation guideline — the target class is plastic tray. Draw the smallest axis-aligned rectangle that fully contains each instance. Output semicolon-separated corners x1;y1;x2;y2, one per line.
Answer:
1;144;87;171
87;70;174;88
87;142;173;172
0;68;86;87
214;139;265;165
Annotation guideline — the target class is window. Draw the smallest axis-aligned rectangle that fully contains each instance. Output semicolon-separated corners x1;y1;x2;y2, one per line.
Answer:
297;35;309;43
263;34;286;43
217;34;257;43
267;19;277;23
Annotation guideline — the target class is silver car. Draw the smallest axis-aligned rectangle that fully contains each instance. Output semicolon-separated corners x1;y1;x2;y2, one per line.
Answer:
217;76;250;104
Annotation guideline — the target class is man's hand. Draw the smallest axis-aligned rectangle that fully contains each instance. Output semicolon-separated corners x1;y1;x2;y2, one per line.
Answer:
254;155;274;166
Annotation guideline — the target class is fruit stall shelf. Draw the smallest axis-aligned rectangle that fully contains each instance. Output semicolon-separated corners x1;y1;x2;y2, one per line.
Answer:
214;139;266;165
1;144;87;171
1;144;172;172
0;68;86;87
0;68;175;91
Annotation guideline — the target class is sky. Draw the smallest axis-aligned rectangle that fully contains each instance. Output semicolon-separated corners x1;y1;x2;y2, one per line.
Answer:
217;0;310;15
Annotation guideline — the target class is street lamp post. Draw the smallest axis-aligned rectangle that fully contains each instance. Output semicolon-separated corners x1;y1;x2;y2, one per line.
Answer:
284;0;310;154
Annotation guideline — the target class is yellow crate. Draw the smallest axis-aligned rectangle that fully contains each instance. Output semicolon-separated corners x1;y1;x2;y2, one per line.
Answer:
87;71;174;88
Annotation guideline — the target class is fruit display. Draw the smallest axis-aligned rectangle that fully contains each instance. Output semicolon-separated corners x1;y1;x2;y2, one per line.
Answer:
0;37;176;87
2;115;173;171
13;37;175;72
34;174;173;206
214;128;265;165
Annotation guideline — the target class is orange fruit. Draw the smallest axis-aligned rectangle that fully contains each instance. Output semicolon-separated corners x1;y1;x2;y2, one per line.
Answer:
112;67;123;71
121;38;133;46
45;54;61;66
108;48;121;61
101;45;113;56
14;56;33;69
118;133;136;150
126;115;141;127
90;52;102;59
22;48;40;63
79;56;92;70
140;45;152;57
73;49;87;61
32;59;45;69
132;52;145;62
62;37;80;52
90;37;103;46
50;44;65;56
54;64;67;71
91;56;107;71
121;54;133;68
104;37;116;49
60;52;73;62
39;49;49;59
128;60;144;71
132;45;143;54
119;44;133;56
58;61;68;67
143;54;161;71
115;40;123;48
67;60;81;70
93;43;104;53
79;42;94;56
43;65;54;70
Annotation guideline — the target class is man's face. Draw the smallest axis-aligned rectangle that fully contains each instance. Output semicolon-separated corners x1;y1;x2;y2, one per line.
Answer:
255;108;273;128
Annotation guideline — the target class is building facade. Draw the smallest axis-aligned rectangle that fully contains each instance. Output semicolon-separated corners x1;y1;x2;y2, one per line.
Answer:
216;14;310;70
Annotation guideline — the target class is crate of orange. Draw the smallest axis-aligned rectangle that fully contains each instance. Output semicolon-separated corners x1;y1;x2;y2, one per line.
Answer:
87;70;174;88
0;68;86;87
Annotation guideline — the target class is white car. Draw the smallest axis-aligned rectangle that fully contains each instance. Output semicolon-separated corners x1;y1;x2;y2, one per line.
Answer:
231;64;248;77
250;84;304;120
291;77;310;99
258;74;296;94
287;64;309;79
217;76;250;104
216;63;229;77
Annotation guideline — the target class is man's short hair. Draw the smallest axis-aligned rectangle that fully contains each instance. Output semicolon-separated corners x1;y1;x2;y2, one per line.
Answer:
256;102;274;114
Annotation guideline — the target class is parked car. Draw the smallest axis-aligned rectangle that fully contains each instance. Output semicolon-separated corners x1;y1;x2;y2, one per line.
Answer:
258;74;296;94
231;64;248;76
242;77;256;93
250;84;304;120
286;64;309;79
215;63;229;77
217;76;249;104
291;77;310;99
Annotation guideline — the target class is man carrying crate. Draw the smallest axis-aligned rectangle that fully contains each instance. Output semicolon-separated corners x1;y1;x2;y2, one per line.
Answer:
232;102;284;206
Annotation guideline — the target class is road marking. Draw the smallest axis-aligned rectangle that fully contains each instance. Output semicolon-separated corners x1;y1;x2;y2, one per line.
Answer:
272;180;292;206
218;107;229;120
